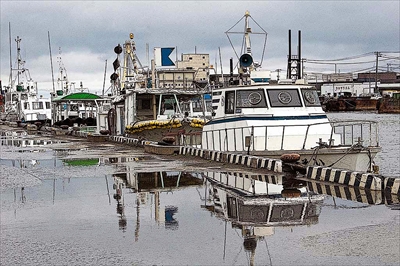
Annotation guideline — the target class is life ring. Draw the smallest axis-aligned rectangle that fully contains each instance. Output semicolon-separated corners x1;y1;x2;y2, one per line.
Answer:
280;153;301;163
281;188;301;198
162;136;176;144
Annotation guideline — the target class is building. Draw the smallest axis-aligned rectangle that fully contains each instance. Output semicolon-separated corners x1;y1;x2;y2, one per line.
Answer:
320;82;379;97
156;53;210;90
175;54;210;81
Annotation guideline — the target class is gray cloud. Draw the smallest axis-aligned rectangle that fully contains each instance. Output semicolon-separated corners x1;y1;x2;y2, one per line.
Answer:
1;1;399;94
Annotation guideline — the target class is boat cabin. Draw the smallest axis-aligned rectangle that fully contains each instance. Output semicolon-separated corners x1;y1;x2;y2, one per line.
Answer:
202;84;339;152
210;84;322;118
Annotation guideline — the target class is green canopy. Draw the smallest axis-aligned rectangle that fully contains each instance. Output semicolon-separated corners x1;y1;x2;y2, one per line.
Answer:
64;158;99;166
54;92;102;101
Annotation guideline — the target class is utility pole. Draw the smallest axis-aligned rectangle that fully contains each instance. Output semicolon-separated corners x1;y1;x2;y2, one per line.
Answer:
275;69;282;81
374;51;380;94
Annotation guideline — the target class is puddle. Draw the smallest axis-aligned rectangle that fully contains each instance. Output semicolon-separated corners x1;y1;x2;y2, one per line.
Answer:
1;164;398;266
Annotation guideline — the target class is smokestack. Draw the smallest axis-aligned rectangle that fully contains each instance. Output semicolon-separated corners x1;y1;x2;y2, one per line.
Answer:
287;30;292;79
298;30;301;79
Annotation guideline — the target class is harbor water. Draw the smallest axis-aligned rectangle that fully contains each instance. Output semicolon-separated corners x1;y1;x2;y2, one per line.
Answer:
1;112;399;266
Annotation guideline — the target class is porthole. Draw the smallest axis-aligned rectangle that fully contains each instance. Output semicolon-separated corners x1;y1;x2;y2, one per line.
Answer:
280;207;294;219
304;91;316;104
248;92;262;105
278;91;292;104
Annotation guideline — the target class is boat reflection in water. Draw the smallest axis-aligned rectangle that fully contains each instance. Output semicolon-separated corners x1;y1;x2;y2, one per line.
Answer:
112;170;204;236
109;164;398;264
200;171;324;264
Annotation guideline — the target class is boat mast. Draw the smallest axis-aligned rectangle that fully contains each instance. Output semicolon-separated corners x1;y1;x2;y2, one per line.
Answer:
16;36;22;87
48;31;56;96
57;48;69;95
244;10;252;58
226;10;268;78
102;60;107;96
12;36;33;91
8;22;12;87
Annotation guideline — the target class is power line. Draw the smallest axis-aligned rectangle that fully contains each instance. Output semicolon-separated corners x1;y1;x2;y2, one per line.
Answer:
306;52;375;62
307;57;395;65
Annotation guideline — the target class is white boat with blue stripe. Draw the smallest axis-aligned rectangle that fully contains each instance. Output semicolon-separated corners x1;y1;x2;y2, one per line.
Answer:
198;11;381;172
201;83;381;172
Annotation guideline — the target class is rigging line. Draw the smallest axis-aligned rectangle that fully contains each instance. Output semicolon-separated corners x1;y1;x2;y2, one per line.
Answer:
223;220;227;260
227;31;266;35
225;14;245;33
226;33;241;61
327;144;357;168
260;32;268;67
264;238;273;266
231;228;244;264
249;16;268;34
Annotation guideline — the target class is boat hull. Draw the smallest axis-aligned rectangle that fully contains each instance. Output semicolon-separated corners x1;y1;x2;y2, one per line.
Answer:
250;146;381;172
378;98;400;114
323;97;379;112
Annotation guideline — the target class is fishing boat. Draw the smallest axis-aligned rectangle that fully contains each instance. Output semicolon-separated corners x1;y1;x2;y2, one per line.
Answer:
322;94;380;112
106;33;211;142
1;36;51;124
200;11;381;172
51;49;101;128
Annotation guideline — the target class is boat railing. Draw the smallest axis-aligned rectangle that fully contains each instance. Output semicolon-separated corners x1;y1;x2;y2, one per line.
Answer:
184;120;380;152
330;120;380;147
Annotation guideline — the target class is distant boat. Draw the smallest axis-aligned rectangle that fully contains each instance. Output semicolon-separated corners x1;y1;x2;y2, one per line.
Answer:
378;96;400;114
1;36;51;124
50;49;101;128
322;94;379;112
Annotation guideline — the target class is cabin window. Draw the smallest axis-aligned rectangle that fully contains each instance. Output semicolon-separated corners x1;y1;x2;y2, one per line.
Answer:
267;89;302;107
236;89;266;108
141;99;151;109
32;102;44;110
46;102;51;109
180;102;190;114
301;89;321;106
192;100;203;112
161;98;176;115
24;102;30;110
225;91;235;114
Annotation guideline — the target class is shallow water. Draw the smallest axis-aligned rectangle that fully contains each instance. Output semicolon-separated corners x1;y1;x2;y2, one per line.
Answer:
1;112;399;266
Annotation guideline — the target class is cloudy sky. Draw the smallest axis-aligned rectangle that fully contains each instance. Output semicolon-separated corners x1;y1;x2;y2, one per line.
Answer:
1;0;399;96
